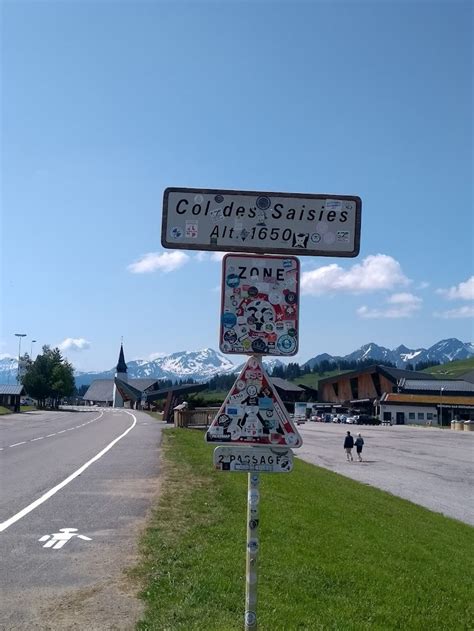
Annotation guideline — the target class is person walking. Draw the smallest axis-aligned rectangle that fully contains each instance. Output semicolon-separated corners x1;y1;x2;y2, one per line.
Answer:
344;431;354;461
354;433;365;461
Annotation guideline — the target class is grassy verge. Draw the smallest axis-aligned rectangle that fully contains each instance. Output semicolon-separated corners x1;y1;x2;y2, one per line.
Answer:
424;356;474;379
133;429;473;631
0;406;12;415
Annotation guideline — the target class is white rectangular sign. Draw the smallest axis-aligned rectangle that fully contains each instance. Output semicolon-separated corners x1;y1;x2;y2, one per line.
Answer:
162;187;361;257
213;446;293;472
220;254;299;356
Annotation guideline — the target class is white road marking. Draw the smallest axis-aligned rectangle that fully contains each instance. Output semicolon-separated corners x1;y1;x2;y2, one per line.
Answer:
39;527;92;550
5;411;105;450
0;411;137;532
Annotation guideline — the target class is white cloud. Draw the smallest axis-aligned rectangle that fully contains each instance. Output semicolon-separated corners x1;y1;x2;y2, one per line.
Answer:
434;305;474;319
128;251;190;274
301;254;410;296
357;292;422;319
417;281;430;290
194;252;227;263
436;276;474;301
58;338;91;352
0;353;15;360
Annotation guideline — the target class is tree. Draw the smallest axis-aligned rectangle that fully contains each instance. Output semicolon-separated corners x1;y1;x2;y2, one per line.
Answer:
22;345;75;408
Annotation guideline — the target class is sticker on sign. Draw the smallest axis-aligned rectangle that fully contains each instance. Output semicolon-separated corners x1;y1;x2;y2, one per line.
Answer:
213;446;293;473
162;187;361;257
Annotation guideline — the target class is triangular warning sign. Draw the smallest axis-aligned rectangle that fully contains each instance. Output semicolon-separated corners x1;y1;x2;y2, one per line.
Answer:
205;356;303;448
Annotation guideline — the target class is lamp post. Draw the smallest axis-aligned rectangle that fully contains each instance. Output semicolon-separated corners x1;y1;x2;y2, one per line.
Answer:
15;333;27;384
31;339;37;360
439;387;445;428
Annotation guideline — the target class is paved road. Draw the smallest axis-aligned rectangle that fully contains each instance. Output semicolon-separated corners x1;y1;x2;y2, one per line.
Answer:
0;407;162;630
296;423;474;526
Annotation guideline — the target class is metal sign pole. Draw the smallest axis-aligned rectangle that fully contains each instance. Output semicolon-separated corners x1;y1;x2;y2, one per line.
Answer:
245;472;260;630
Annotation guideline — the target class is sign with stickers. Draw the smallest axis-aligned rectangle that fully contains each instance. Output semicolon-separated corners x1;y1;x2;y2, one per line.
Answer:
161;187;362;257
205;356;303;447
213;446;293;472
220;254;299;356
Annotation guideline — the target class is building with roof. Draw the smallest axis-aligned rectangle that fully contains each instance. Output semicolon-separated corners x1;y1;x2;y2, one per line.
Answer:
82;345;210;416
112;344;128;408
317;365;474;425
318;365;428;410
83;345;163;407
0;384;26;412
379;378;474;426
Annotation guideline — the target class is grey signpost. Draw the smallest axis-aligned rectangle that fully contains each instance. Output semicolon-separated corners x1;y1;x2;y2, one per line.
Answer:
162;186;362;630
162;187;361;258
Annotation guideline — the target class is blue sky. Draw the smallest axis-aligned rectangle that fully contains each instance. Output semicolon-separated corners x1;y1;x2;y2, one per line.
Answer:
1;0;472;371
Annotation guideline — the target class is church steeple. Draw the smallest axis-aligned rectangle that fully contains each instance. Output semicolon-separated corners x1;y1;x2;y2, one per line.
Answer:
116;344;127;374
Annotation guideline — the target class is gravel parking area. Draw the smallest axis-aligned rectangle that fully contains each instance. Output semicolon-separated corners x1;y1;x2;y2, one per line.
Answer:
296;423;474;526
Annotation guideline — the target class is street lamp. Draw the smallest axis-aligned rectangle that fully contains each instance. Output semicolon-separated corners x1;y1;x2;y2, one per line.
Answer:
14;333;27;384
31;339;37;360
439;387;445;428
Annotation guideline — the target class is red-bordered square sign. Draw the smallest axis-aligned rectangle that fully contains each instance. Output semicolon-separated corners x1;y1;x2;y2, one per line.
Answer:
219;254;299;356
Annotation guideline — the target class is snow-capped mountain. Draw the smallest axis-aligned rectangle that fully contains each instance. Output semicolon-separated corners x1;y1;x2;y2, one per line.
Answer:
0;356;18;385
304;338;474;370
1;338;473;386
73;348;236;388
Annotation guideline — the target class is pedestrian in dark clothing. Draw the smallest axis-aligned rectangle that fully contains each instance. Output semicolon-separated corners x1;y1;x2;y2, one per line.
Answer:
355;433;365;461
344;431;354;461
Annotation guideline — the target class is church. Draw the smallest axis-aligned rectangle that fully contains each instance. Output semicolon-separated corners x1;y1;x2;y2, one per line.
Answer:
82;344;208;420
82;344;161;408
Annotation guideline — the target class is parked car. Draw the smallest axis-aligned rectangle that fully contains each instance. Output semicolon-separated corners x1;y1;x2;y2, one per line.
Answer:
345;416;357;424
20;397;35;406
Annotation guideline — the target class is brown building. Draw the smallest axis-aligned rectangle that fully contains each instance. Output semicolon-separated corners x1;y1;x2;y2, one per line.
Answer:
318;365;428;413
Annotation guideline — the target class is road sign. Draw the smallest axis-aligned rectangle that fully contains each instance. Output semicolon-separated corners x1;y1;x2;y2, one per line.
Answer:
213;446;293;472
205;356;303;447
220;254;299;356
162;187;361;257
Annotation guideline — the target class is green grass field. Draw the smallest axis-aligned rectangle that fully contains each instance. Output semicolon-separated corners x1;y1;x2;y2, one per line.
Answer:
292;369;350;388
132;429;473;631
424;356;474;379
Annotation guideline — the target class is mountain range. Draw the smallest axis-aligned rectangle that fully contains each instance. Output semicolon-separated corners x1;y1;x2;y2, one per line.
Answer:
0;338;472;387
303;338;474;371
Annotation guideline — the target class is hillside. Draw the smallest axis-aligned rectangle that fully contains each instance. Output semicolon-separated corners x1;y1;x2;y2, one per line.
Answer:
292;370;351;389
423;356;474;379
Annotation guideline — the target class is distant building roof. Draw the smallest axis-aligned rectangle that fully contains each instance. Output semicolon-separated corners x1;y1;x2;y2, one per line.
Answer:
459;369;474;385
398;379;474;393
84;377;163;402
146;382;208;401
116;344;127;374
0;384;26;395
318;364;428;385
381;393;474;407
270;378;305;393
130;379;160;392
83;379;114;402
